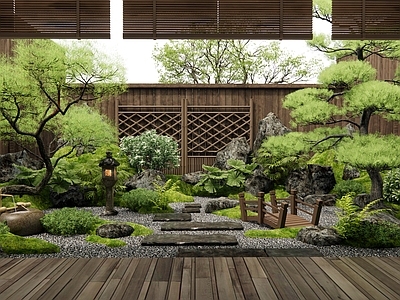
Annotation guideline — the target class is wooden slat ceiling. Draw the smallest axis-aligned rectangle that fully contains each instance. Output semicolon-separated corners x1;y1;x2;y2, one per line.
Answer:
0;0;110;39
123;0;313;40
332;0;400;40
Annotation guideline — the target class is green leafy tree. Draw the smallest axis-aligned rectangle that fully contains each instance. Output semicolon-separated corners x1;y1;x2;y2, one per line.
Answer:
153;40;321;84
0;39;126;195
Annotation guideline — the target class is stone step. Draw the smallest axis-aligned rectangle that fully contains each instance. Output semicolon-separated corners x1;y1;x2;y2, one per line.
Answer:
184;203;202;208
161;221;243;231
153;213;191;222
181;207;201;213
141;234;238;246
178;248;267;257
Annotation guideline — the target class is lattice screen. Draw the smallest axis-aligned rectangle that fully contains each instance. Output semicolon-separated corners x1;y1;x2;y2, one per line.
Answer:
187;107;250;156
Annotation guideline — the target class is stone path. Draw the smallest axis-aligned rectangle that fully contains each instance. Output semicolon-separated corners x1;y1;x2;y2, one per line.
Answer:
141;234;238;246
161;221;243;231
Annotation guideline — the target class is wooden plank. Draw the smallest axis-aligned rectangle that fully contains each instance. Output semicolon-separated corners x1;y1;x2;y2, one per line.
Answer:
231;257;258;300
121;258;152;300
76;282;104;300
311;257;369;299
180;258;194;300
226;258;246;300
111;258;141;300
91;257;119;282
213;257;236;300
340;257;400;300
366;257;400;284
326;257;388;300
137;258;158;300
296;257;351;300
258;257;303;299
97;279;120;300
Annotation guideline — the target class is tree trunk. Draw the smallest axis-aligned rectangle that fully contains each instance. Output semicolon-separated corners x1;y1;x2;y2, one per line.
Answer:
367;168;383;200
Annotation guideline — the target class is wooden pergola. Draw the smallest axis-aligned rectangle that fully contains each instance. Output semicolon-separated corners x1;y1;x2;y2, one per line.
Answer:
0;0;399;40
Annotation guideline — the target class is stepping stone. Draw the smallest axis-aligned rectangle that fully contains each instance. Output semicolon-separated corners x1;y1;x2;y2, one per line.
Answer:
161;221;243;231
264;248;323;257
182;207;201;213
177;248;267;257
141;234;238;246
153;213;191;222
184;203;202;208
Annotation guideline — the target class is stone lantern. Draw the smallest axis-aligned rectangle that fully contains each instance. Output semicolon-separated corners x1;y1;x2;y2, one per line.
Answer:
99;151;120;215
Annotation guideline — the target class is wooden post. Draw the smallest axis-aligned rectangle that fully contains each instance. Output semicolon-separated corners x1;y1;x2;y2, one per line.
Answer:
270;190;278;213
290;190;297;215
181;97;188;175
311;199;323;225
238;192;246;222
277;202;288;228
257;192;265;225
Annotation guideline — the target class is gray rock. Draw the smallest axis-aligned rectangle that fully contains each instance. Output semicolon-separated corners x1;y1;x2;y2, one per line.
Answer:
363;212;400;226
296;226;342;246
0;209;45;236
245;167;274;196
303;194;336;206
342;164;360;180
353;193;384;209
125;169;166;191
213;137;250;170
181;171;204;185
0;151;43;183
286;164;336;199
96;223;134;238
204;198;239;213
50;185;93;208
252;112;291;154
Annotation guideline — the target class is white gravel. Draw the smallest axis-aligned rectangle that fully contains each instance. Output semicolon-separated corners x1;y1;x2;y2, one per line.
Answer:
7;197;400;258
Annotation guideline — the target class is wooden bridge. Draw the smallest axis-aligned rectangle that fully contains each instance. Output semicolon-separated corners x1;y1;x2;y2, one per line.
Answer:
1;256;400;299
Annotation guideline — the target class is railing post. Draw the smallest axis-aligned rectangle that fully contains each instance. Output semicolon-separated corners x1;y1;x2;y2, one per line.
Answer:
311;199;323;225
290;190;297;215
257;192;265;225
270;190;278;213
238;192;247;222
277;202;288;228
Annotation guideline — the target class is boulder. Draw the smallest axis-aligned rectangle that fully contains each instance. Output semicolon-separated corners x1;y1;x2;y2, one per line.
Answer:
303;194;336;206
50;185;93;208
286;164;336;199
181;171;204;185
363;212;400;226
0;151;43;183
342;164;360;180
204;198;239;213
252;112;291;154
96;223;134;238
296;226;342;246
0;209;45;236
245;167;274;196
213;137;250;170
353;193;384;209
125;169;166;191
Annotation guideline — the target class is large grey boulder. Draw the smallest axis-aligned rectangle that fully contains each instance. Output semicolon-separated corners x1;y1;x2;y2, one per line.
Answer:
0;209;45;236
204;198;239;213
303;194;336;206
245;167;274;196
286;164;336;199
181;171;204;185
342;164;360;180
353;193;384;209
252;112;291;154
50;185;93;208
96;223;134;238
296;226;342;246
0;151;43;183
125;169;166;191
213;137;250;170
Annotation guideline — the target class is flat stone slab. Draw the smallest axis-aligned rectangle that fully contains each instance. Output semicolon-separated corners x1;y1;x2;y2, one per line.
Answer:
184;203;202;208
161;222;243;231
153;213;191;222
177;248;267;257
264;248;323;257
182;207;201;213
141;234;238;246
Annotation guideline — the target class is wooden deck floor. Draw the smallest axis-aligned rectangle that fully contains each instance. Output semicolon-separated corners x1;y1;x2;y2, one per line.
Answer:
1;256;400;299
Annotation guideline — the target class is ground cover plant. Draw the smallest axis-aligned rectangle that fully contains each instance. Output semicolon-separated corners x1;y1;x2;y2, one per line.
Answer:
245;227;301;239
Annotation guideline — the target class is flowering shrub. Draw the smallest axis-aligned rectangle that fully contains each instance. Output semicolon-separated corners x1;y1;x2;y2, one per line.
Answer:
383;168;400;203
120;130;180;172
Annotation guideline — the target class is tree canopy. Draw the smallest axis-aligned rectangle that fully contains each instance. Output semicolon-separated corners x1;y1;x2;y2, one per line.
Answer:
152;40;322;84
0;39;126;195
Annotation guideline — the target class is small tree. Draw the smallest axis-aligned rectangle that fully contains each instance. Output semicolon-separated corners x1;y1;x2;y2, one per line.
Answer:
0;39;126;195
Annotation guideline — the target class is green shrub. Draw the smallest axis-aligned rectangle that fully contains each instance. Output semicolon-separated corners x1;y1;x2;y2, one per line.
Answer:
120;188;172;213
120;130;180;172
0;222;10;234
332;180;366;199
0;234;60;254
41;207;102;235
334;194;400;247
383;168;400;203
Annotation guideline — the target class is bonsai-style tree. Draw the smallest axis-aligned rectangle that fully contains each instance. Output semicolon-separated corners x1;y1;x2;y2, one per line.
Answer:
0;39;126;195
257;59;400;200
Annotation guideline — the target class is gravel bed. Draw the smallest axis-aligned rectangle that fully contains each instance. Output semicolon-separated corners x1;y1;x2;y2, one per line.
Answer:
7;197;400;258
